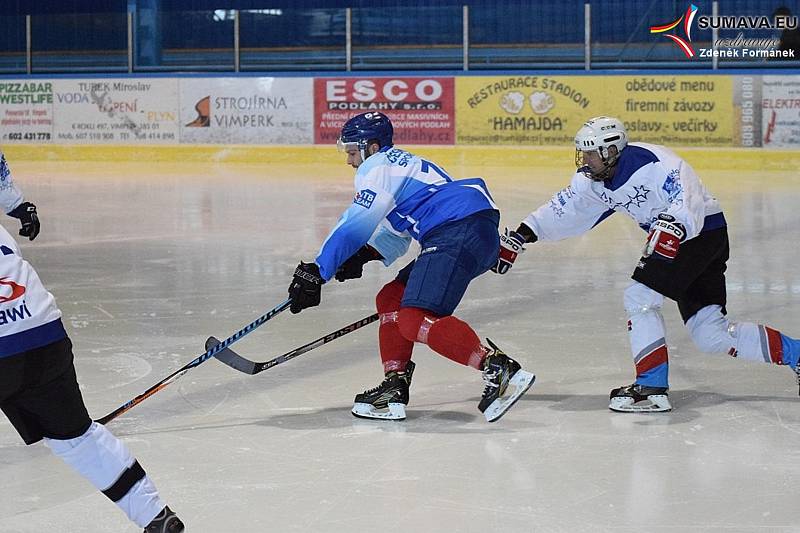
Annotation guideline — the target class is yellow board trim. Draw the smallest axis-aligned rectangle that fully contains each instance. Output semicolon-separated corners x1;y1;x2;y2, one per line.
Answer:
3;144;799;171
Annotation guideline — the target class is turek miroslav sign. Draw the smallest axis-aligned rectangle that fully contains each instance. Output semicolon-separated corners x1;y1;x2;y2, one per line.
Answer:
651;4;797;59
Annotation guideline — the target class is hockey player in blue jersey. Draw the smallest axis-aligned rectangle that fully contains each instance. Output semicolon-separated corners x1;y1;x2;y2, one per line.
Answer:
287;112;534;422
495;116;800;412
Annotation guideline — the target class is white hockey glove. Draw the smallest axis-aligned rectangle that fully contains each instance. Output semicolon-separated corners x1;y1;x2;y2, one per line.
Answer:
643;214;686;261
491;227;526;275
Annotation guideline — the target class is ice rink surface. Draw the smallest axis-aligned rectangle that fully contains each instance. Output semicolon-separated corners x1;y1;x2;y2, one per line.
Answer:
1;152;799;532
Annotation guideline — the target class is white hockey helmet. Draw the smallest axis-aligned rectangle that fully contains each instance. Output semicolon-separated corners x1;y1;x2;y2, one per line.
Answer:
574;116;627;179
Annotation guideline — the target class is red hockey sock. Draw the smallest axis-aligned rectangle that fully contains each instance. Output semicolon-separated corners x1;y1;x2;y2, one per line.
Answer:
397;307;486;369
376;280;413;373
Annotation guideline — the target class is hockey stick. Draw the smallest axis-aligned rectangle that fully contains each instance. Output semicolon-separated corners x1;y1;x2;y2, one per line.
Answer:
208;312;379;375
95;298;292;425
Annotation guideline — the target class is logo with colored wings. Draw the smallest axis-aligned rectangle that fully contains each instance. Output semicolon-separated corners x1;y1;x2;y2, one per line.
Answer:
650;4;699;59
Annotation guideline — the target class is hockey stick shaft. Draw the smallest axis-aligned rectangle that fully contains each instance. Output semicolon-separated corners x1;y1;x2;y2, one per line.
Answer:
210;312;379;375
95;298;292;425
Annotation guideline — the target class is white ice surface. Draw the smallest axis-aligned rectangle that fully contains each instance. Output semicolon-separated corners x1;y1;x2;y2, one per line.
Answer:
0;159;799;533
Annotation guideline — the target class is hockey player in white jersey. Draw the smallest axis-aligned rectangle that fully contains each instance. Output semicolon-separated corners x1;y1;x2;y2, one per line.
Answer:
0;152;183;532
494;116;800;412
287;112;534;422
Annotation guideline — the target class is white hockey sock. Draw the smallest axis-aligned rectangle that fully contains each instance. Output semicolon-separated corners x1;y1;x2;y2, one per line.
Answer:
624;283;669;383
686;305;784;364
44;422;166;527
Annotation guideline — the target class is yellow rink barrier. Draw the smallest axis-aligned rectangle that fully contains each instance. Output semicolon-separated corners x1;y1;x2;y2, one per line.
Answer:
3;144;799;172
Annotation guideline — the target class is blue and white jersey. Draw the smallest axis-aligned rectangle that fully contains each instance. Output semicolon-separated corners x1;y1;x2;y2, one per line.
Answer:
522;142;725;242
0;151;24;214
315;146;497;281
0;224;65;358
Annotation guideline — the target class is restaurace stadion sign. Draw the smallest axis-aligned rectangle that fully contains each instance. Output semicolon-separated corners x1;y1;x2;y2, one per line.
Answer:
651;4;797;59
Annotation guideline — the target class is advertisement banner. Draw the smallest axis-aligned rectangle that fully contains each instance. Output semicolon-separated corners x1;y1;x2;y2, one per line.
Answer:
0;81;54;144
733;75;762;148
457;76;594;146
52;79;179;144
179;78;313;144
314;77;455;145
761;75;800;148
0;74;779;149
456;75;734;147
607;76;734;147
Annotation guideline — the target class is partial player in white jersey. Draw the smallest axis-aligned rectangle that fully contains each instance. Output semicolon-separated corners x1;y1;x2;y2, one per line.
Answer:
0;150;40;240
495;116;800;412
287;112;534;422
0;154;183;532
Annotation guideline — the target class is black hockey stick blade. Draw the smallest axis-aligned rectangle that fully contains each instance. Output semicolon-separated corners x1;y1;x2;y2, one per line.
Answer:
207;336;257;374
209;313;379;375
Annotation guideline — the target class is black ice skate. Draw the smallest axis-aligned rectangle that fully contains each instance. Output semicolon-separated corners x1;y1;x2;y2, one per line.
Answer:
144;506;184;533
478;339;535;423
609;383;672;412
352;361;415;420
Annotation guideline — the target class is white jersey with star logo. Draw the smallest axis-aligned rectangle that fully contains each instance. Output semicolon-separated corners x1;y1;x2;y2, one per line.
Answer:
0;151;25;214
522;142;724;241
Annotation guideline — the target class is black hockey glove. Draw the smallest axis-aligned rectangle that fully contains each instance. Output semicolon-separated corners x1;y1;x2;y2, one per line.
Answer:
288;261;325;314
335;244;383;282
8;202;40;241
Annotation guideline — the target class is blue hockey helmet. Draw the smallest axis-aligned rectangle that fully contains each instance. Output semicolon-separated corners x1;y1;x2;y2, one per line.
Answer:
337;112;394;159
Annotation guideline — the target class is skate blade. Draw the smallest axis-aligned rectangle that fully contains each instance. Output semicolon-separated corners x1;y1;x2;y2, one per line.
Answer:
351;402;407;420
609;394;672;413
483;370;535;423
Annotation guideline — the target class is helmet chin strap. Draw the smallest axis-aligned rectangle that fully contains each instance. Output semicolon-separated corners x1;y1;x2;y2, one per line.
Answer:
359;140;380;162
584;147;619;181
590;164;614;181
